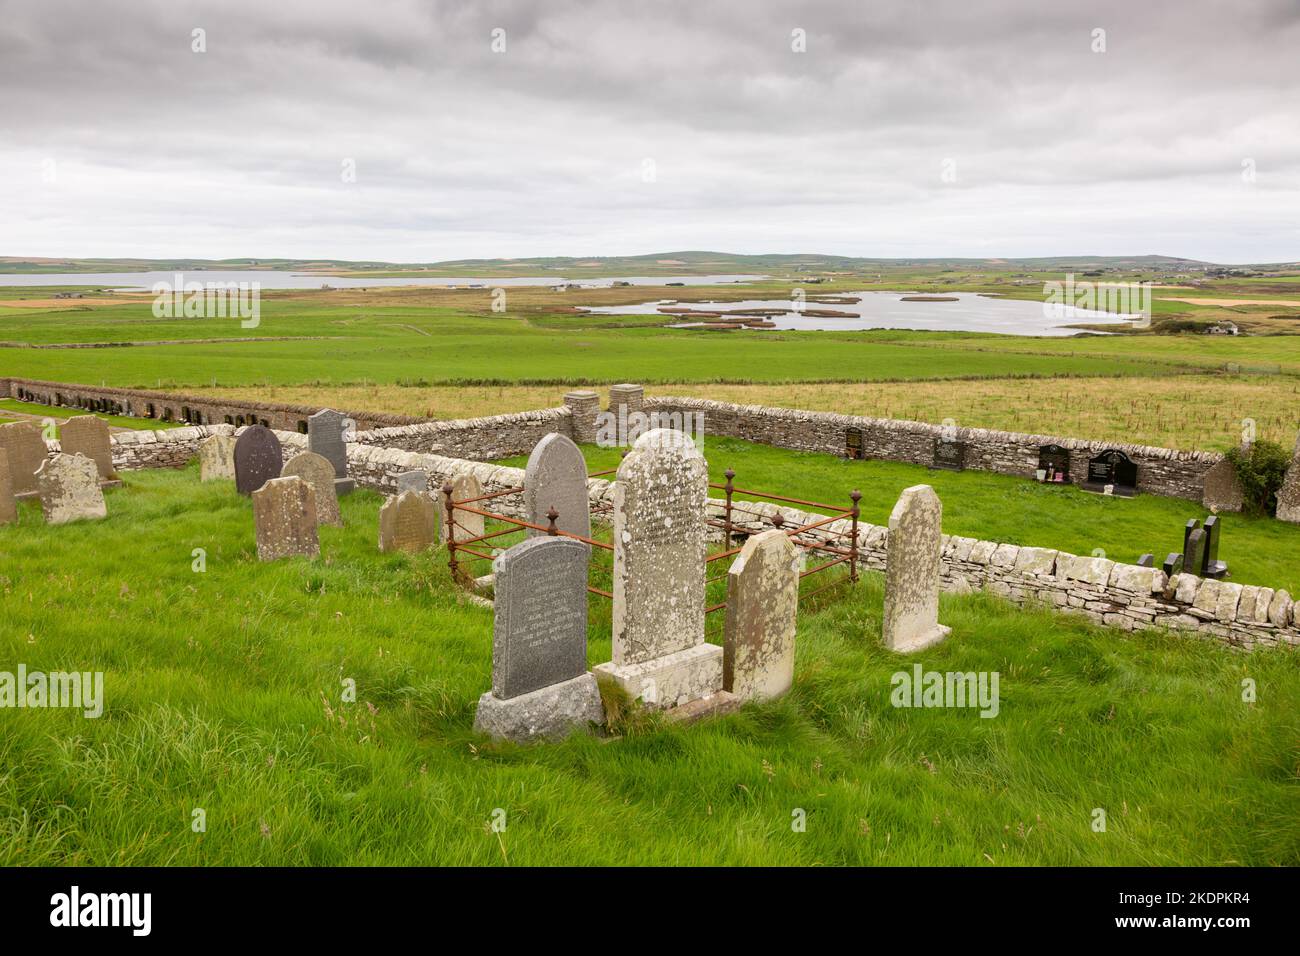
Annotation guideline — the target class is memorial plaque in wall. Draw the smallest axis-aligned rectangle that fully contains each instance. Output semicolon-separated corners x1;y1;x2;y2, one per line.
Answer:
931;436;966;471
1080;448;1137;497
845;427;864;460
1037;444;1071;483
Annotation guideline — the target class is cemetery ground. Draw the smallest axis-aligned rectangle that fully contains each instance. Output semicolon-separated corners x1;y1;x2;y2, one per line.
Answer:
1;464;1296;866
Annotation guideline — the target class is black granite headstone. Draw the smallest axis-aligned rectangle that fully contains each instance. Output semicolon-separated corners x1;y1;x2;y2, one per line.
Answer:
1202;515;1228;578
1162;552;1183;576
1183;528;1205;579
845;427;864;461
1081;449;1138;496
1037;444;1071;483
1137;553;1154;568
932;436;966;471
234;425;283;496
1183;518;1200;560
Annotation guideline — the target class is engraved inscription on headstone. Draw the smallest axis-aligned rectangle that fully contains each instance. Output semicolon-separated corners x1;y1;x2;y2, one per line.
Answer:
378;490;439;553
252;475;319;561
1081;449;1137;497
845;427;864;461
199;434;237;481
523;433;591;539
0;421;49;497
37;453;107;525
932;436;966;471
234;425;283;496
59;415;118;483
307;408;354;494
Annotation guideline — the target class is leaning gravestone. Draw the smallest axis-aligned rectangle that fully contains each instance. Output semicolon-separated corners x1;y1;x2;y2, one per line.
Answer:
307;408;355;495
282;451;342;526
0;421;49;497
378;490;439;553
198;434;237;481
593;428;721;710
233;425;283;496
883;484;951;652
473;536;603;743
723;529;800;701
1277;435;1300;524
1201;459;1244;513
1183;527;1206;581
394;469;428;496
523;433;591;539
1202;514;1228;578
59;415;118;484
252;475;319;561
441;472;485;545
36;453;107;525
0;452;17;525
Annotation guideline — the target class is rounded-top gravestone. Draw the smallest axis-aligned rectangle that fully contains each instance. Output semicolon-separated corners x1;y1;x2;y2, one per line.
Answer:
523;433;591;540
234;425;283;496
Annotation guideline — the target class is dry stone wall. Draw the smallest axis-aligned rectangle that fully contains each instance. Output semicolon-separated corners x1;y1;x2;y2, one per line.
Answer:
643;397;1221;501
353;406;573;459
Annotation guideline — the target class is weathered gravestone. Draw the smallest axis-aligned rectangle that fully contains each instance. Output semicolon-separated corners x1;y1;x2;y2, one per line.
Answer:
282;451;342;526
378;490;439;553
1162;552;1184;576
1037;444;1071;483
252;475;319;561
1201;459;1244;513
394;469;428;496
523;433;591;540
59;415;118;484
307;408;355;495
883;484;951;652
0;421;49;498
198;434;237;481
0;452;17;525
1081;448;1138;497
36;453;106;525
723;529;800;701
473;536;604;743
1276;435;1300;524
234;425;283;496
440;472;485;545
593;428;722;710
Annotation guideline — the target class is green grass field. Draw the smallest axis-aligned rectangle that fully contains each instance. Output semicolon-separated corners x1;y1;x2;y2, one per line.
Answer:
0;399;183;433
1;465;1296;866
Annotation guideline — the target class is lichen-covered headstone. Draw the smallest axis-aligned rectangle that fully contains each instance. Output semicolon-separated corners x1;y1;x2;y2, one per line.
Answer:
474;536;603;742
59;415;118;483
252;475;319;561
0;421;49;497
307;408;354;494
198;434;236;481
593;428;722;710
0;452;17;525
283;451;341;526
441;472;485;545
524;433;591;539
36;453;106;525
1201;459;1244;513
1277;435;1300;524
724;529;800;701
883;484;951;652
395;469;428;496
234;425;283;496
378;489;439;553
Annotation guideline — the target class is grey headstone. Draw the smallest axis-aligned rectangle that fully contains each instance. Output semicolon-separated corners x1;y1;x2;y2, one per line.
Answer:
0;422;49;496
491;536;590;699
441;472;485;544
59;415;117;482
282;451;341;526
723;529;799;701
1183;528;1206;580
883;484;951;652
308;408;354;494
523;433;591;539
234;425;283;496
1201;459;1244;513
252;475;319;561
36;453;106;525
0;451;18;525
378;490;439;553
1277;434;1300;523
395;469;429;495
198;434;236;481
611;428;707;665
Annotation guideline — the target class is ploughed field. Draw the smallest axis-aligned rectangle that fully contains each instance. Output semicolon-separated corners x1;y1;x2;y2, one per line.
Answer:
1;465;1296;866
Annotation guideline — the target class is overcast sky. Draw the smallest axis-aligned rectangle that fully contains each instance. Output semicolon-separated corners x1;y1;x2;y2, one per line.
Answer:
1;0;1297;264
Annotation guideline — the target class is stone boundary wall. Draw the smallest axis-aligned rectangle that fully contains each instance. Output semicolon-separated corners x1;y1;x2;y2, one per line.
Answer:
642;396;1222;501
353;406;574;460
329;436;1296;653
0;376;420;433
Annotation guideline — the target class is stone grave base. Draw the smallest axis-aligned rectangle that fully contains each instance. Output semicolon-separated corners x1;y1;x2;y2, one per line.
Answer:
473;672;604;743
892;624;951;654
593;642;723;711
334;477;356;496
663;690;742;725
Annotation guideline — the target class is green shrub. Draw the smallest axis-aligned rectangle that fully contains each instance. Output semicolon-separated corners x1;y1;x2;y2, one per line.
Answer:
1226;439;1292;516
